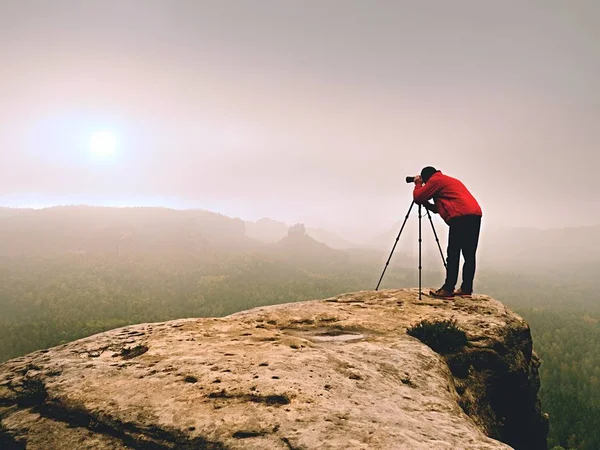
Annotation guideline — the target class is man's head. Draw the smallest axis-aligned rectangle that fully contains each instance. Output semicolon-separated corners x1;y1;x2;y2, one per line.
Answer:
420;166;439;183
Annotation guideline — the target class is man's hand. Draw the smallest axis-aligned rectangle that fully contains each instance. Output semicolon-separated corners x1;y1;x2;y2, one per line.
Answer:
413;175;422;185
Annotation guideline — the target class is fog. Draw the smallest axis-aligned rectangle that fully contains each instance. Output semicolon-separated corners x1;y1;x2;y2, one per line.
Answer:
1;0;599;242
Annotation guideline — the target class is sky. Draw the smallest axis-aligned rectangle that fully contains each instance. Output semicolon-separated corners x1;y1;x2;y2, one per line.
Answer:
0;0;598;242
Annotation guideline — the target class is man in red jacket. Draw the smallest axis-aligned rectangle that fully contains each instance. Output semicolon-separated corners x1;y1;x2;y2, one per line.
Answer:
413;166;482;299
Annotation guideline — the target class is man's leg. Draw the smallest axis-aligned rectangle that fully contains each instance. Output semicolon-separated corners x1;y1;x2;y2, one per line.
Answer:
460;216;482;293
442;219;462;292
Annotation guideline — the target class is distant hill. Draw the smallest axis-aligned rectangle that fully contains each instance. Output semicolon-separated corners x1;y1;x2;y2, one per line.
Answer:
0;207;30;218
0;206;357;270
244;217;288;242
304;226;357;249
269;223;349;269
0;205;254;257
245;217;358;249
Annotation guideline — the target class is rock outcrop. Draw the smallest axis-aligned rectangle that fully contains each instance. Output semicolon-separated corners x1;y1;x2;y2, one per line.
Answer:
0;289;548;449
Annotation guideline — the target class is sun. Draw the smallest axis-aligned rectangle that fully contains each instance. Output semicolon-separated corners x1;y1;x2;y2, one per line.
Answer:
89;131;117;157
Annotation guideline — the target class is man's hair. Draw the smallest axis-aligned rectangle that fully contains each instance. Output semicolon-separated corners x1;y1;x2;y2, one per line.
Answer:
420;166;438;183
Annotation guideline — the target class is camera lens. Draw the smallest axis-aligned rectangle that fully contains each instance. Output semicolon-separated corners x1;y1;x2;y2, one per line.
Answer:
406;176;415;183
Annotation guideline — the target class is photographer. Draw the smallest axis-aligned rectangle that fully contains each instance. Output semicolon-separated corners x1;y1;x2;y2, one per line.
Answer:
412;166;482;299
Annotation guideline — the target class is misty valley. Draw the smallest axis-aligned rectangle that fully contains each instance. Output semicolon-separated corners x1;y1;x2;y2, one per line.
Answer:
0;206;599;450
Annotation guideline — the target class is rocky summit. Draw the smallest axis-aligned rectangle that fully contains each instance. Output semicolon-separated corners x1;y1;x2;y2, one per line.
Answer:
0;288;548;450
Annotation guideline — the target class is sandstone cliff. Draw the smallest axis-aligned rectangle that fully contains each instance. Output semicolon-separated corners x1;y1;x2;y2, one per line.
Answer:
0;289;548;449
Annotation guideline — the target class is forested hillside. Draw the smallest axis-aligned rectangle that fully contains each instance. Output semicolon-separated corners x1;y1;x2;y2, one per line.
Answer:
478;269;600;450
0;206;598;449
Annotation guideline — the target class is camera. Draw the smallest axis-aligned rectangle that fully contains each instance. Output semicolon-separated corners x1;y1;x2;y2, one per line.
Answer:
406;176;415;183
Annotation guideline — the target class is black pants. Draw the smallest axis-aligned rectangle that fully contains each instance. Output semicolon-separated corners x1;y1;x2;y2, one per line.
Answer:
442;215;482;293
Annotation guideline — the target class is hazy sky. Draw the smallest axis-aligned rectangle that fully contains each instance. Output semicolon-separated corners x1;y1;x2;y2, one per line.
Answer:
1;0;598;241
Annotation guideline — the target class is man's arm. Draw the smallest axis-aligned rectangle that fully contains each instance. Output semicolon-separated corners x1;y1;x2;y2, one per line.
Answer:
413;177;441;204
423;201;438;213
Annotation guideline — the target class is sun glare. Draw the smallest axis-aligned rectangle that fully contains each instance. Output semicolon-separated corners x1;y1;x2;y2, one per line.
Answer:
89;131;117;157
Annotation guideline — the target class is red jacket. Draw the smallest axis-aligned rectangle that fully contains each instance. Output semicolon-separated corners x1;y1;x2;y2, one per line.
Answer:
413;171;482;224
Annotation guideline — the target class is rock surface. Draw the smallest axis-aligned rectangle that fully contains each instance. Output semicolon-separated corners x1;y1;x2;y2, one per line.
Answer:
0;288;548;449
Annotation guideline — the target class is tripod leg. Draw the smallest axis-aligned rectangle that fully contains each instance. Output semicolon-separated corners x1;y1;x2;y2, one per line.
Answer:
418;204;422;300
375;201;415;291
426;208;447;269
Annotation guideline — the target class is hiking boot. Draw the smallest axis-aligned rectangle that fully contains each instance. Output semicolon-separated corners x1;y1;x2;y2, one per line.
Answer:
454;288;472;298
429;287;455;299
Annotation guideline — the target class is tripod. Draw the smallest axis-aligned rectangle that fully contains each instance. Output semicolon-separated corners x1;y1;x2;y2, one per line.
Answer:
375;201;447;299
